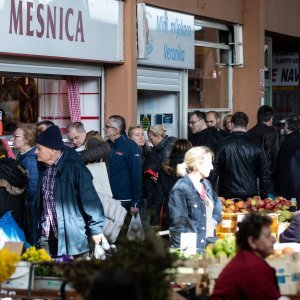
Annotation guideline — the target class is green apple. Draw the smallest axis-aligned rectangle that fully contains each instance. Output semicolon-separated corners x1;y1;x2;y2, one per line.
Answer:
215;250;227;259
212;239;224;254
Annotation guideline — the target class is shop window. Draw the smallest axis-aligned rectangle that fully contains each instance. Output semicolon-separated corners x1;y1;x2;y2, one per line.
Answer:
0;76;100;135
0;77;38;134
188;47;230;109
189;21;232;110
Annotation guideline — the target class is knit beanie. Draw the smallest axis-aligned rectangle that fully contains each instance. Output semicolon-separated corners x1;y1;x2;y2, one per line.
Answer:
36;125;64;150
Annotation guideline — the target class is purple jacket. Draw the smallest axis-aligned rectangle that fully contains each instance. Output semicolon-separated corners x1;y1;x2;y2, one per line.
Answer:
279;211;300;243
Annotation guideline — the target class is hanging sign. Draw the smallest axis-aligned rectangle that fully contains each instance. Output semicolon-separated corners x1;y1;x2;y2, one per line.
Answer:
0;0;123;62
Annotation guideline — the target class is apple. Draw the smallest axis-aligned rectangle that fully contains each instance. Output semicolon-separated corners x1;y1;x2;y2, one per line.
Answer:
274;203;282;210
265;202;274;210
250;199;257;206
253;196;261;201
250;206;258;211
236;201;245;209
282;205;289;211
213;239;224;254
256;200;265;208
264;198;272;204
258;208;265;212
225;199;234;206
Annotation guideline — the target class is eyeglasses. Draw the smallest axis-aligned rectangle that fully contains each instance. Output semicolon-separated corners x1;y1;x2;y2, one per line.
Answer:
11;134;23;139
104;124;116;129
188;119;202;126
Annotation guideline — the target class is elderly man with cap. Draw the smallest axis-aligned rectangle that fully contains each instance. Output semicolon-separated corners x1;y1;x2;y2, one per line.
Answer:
35;125;105;258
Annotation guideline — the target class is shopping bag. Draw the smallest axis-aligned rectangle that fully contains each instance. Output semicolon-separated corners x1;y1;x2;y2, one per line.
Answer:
127;213;145;241
0;211;26;249
86;162;113;197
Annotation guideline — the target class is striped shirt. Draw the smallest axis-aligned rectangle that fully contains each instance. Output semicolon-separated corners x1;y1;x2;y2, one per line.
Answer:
40;156;62;238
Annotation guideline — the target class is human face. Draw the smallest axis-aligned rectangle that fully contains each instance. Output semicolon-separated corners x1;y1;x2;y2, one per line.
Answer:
12;128;28;152
189;114;205;133
103;120;118;141
35;144;55;165
224;120;233;132
130;128;145;147
147;132;162;147
67;128;86;148
249;225;276;258
207;113;219;128
197;153;213;179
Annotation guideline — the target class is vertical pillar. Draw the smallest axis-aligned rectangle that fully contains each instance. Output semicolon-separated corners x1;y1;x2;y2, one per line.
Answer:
233;0;265;127
105;0;137;125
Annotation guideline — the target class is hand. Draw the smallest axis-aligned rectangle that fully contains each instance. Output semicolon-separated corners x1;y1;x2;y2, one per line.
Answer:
91;233;105;245
130;207;140;215
150;176;158;183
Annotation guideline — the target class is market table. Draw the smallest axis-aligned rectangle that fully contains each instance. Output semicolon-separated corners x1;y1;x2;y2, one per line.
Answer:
0;287;78;299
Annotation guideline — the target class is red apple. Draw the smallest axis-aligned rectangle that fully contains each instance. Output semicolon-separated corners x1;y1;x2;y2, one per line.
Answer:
250;206;258;211
264;198;272;204
256;200;265;208
265;202;274;210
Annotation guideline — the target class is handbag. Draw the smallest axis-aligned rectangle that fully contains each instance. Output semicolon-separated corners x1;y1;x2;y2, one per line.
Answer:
87;162;126;243
86;161;112;197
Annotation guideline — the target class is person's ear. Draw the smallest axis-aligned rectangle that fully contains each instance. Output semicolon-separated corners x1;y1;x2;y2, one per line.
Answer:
247;236;257;250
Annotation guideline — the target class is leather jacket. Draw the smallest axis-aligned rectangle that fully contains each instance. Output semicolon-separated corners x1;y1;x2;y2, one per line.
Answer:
210;131;271;199
248;122;279;179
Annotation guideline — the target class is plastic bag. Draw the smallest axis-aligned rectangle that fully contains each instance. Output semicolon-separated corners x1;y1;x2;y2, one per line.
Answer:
127;213;145;241
93;236;111;260
0;211;26;249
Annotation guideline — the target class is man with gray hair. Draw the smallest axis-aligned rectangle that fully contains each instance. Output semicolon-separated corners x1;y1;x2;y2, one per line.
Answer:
104;115;142;214
66;121;111;165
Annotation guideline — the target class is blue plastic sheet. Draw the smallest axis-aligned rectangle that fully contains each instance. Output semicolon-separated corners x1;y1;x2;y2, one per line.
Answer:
0;211;26;249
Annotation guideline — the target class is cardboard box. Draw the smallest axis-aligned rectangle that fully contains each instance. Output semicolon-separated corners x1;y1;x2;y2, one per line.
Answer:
278;282;299;295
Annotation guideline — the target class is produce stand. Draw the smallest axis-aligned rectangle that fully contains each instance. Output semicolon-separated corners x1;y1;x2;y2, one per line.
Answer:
1;261;77;300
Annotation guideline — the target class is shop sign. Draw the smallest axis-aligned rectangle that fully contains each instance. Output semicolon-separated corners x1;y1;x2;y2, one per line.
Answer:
137;4;194;69
0;0;123;62
272;52;298;86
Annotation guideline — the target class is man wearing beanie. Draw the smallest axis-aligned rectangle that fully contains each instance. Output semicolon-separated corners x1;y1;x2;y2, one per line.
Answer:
35;125;105;257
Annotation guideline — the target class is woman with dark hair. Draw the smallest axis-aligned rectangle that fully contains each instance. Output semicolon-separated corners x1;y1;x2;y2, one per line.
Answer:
211;213;280;300
13;123;38;245
150;139;192;230
0;139;27;229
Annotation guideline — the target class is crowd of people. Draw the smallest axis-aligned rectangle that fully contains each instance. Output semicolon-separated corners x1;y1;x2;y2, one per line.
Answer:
0;105;299;260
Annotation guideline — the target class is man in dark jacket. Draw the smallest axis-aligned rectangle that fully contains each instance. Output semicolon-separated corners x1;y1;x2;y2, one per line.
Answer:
210;112;270;200
105;115;142;213
248;105;279;193
207;111;229;138
276;115;300;199
66;121;111;165
188;110;221;153
35;126;105;257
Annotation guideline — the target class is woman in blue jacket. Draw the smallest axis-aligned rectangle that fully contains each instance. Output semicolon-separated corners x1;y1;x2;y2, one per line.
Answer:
168;146;222;253
13;123;39;245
